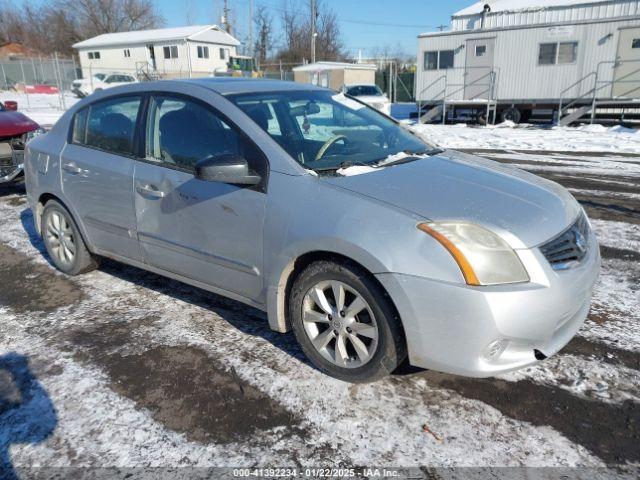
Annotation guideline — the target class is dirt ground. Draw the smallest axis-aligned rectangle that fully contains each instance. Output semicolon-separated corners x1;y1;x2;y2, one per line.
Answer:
0;150;639;477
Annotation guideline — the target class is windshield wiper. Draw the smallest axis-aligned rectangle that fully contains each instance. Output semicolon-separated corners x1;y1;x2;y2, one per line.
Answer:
313;161;379;173
375;148;443;168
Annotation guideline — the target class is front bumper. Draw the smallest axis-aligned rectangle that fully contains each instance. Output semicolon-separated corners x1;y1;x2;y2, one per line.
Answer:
376;227;600;377
0;142;24;184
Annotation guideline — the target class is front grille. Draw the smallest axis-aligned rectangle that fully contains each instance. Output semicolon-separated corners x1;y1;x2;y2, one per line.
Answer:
540;213;590;270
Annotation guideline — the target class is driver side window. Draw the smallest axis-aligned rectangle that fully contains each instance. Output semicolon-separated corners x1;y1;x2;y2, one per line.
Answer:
146;95;267;177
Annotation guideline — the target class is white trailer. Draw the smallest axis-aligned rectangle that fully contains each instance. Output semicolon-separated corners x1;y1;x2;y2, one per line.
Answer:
416;0;640;125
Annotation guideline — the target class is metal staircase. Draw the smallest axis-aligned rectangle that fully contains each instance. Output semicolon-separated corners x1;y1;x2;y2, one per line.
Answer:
135;62;161;82
558;60;640;126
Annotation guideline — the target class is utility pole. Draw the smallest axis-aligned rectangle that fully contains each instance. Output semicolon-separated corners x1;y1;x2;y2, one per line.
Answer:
223;0;231;34
248;0;253;57
310;0;316;63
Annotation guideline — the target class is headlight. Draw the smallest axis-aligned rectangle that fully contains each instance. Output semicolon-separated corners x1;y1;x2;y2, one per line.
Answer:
26;127;46;143
418;222;529;286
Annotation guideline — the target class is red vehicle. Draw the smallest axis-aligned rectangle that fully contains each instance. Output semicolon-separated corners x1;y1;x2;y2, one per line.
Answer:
0;101;45;184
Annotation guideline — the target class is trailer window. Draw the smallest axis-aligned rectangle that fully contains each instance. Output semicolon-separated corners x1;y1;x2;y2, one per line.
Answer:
633;39;640;49
475;45;487;57
558;42;578;63
424;52;438;70
538;44;557;65
539;42;577;65
424;50;454;70
439;50;454;69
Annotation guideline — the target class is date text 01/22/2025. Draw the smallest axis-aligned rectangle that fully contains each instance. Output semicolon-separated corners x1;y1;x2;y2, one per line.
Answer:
232;468;401;477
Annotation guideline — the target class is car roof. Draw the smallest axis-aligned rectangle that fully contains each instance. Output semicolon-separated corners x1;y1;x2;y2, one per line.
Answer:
181;77;327;95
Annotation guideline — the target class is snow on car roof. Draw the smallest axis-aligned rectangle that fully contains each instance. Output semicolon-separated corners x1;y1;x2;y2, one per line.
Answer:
453;0;616;16
73;25;239;49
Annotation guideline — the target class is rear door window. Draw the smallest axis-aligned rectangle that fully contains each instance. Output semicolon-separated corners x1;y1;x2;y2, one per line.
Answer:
82;96;142;155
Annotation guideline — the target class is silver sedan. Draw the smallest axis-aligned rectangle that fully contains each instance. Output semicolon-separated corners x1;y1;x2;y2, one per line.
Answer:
24;78;600;382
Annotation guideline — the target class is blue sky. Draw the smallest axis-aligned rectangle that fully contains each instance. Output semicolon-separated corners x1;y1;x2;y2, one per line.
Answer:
159;0;474;57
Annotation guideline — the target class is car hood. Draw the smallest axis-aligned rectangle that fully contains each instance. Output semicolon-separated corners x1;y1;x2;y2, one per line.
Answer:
355;95;389;104
320;150;581;248
0;111;39;137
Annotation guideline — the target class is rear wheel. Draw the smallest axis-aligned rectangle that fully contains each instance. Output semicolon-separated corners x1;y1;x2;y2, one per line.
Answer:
289;260;406;383
41;200;99;275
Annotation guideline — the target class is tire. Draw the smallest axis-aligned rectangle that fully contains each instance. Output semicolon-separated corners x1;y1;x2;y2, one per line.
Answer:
41;200;99;275
501;107;522;124
475;109;488;126
289;260;406;383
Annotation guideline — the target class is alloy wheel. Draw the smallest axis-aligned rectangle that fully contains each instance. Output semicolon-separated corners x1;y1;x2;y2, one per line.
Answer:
302;280;379;369
45;211;76;265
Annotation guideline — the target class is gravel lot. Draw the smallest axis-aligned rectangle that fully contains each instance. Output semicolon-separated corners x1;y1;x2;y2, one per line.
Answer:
0;147;639;477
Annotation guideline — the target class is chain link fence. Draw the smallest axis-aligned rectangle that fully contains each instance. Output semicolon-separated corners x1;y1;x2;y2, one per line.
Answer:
0;56;78;110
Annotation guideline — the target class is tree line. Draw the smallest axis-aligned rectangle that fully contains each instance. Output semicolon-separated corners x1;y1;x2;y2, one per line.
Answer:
0;0;344;66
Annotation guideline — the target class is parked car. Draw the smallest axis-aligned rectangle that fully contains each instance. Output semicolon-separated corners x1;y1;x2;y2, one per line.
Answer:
24;79;600;383
71;73;137;98
343;84;391;114
1;101;45;184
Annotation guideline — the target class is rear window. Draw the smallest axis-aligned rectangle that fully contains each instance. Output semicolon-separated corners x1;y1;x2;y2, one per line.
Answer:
72;96;141;155
346;85;383;97
72;108;88;144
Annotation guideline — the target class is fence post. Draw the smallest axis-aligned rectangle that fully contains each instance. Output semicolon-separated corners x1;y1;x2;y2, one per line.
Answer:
54;52;66;110
0;63;7;90
591;69;599;125
19;60;31;109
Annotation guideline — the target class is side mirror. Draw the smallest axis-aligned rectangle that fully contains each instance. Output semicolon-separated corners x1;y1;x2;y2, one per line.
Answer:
195;154;261;186
4;101;18;111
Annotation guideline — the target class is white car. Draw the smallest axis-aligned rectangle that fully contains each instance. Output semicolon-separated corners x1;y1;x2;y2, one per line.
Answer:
71;73;138;98
343;84;392;114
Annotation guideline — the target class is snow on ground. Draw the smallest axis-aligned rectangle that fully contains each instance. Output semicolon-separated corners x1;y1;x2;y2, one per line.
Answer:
0;95;639;471
0;198;605;469
410;122;640;153
0;92;78;127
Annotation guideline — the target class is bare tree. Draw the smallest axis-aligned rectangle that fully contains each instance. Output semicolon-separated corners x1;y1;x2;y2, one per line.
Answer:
253;4;274;66
0;1;25;44
276;0;343;64
0;0;164;56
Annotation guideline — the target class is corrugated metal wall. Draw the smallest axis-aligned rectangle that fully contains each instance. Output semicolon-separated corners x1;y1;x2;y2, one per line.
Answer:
416;17;640;102
452;0;640;31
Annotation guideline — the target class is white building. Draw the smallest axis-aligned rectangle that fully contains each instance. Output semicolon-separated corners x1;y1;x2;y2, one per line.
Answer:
416;0;640;125
73;25;241;79
293;62;377;91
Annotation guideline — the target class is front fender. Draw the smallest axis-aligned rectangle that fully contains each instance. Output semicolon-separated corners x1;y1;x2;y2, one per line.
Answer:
263;172;466;332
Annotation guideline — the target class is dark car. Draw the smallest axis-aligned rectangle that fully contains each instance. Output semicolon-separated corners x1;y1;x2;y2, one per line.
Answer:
0;101;45;184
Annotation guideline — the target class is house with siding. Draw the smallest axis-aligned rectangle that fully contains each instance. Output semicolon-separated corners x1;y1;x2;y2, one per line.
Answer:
415;0;640;125
73;25;241;80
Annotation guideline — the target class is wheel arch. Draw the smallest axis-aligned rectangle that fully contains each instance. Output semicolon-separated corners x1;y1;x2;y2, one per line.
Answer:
36;192;92;250
267;249;406;346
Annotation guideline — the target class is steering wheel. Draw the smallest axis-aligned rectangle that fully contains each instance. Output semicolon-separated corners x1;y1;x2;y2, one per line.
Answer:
315;135;348;161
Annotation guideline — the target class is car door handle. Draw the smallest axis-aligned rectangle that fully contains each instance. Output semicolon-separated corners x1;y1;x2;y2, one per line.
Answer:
136;184;166;199
62;162;83;174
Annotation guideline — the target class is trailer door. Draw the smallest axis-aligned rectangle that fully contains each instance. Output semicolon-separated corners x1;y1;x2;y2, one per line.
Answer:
613;28;640;98
464;38;495;100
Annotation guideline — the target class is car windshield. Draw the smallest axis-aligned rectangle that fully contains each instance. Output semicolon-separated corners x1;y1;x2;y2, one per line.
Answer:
229;90;435;173
346;85;383;97
95;73;106;81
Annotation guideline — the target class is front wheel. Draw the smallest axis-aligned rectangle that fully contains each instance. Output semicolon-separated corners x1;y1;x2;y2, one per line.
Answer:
289;260;406;383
